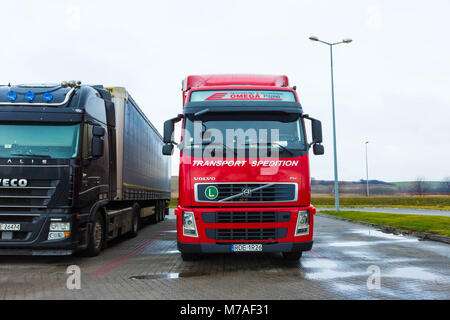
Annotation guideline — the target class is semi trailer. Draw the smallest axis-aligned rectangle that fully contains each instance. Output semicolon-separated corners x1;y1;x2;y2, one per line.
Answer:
163;74;324;261
0;82;170;256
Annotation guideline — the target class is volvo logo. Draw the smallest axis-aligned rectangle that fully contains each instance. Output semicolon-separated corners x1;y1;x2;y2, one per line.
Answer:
242;188;252;197
0;179;28;187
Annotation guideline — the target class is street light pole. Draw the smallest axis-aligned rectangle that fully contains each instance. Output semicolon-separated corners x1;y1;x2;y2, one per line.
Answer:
365;141;369;197
309;36;352;212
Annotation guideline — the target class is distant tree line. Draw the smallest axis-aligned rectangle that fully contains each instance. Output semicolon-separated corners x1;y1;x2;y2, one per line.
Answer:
310;177;450;196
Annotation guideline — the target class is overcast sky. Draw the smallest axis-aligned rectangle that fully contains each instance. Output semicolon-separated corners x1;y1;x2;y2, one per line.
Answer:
1;0;449;182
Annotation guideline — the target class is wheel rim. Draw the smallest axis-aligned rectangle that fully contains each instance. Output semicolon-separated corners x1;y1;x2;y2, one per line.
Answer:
93;220;103;249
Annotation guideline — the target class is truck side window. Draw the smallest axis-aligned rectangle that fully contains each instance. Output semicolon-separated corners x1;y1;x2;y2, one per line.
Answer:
82;124;93;158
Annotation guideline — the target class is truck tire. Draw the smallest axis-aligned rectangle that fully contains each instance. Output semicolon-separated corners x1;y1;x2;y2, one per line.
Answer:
181;253;200;261
159;201;165;222
83;212;105;257
129;204;140;238
282;252;302;261
149;211;157;224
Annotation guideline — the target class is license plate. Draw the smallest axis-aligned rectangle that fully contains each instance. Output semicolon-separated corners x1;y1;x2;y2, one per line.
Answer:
0;224;20;231
232;244;263;252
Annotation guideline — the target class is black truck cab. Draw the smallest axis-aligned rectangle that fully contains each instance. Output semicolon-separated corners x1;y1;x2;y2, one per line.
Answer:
0;82;170;256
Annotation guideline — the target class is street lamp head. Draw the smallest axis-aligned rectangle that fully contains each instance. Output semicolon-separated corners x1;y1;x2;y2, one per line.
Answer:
343;38;353;44
309;36;319;41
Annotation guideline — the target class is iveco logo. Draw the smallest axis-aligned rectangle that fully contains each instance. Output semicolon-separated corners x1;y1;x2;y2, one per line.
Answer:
0;179;28;187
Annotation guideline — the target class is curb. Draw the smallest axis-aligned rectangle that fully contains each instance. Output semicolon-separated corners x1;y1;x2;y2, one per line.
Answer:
317;213;450;245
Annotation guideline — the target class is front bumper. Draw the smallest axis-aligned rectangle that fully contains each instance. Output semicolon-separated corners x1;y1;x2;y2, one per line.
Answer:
175;205;316;249
178;240;313;253
0;212;89;255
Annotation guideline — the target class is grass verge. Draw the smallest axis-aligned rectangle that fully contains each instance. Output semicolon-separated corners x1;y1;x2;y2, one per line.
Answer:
320;210;450;237
169;198;178;208
312;196;450;210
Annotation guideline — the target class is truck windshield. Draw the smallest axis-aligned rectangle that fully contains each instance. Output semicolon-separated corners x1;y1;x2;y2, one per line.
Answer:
0;124;80;159
183;113;306;158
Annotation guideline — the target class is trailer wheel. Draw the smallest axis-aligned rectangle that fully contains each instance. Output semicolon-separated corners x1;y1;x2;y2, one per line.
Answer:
181;253;200;261
282;252;302;261
129;204;140;238
160;201;165;222
83;212;105;257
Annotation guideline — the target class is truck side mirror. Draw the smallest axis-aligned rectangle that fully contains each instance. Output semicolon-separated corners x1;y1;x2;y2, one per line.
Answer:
162;143;174;156
304;115;324;156
311;119;322;144
163;119;175;144
313;143;324;155
163;114;183;144
92;125;105;158
93;126;105;137
162;114;183;155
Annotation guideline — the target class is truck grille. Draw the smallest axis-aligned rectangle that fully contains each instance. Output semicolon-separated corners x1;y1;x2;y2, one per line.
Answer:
202;211;291;223
0;180;58;209
205;228;287;241
196;183;297;202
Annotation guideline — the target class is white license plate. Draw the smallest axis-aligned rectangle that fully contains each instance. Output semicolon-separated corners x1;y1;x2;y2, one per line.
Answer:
232;244;263;252
0;224;20;231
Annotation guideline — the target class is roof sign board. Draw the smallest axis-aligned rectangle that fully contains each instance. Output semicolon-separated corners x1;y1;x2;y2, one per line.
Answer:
190;90;296;102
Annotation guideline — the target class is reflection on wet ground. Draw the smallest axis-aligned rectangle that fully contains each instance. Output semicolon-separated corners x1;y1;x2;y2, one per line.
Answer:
130;271;210;280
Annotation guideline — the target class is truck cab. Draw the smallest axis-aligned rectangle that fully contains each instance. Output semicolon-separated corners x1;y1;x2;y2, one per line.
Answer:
163;74;324;261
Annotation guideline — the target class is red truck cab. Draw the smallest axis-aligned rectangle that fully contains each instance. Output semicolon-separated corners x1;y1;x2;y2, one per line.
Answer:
163;74;324;261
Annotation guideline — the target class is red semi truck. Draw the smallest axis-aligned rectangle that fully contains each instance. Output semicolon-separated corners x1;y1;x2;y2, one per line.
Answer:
163;74;324;261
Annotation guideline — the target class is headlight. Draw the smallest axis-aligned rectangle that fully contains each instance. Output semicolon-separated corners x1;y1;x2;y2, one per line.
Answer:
48;232;70;240
182;211;198;237
49;222;71;231
295;210;309;236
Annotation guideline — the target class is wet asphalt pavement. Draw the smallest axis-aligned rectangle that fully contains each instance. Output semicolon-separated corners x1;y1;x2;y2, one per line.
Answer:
0;209;449;300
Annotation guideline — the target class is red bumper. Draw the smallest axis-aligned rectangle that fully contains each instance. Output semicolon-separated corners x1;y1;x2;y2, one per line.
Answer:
175;205;315;248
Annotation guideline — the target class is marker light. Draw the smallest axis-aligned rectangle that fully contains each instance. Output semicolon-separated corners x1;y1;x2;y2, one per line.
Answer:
43;92;53;102
7;91;17;101
25;91;35;102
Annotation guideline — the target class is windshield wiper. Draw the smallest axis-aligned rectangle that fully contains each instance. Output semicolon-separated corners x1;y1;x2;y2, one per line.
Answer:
10;153;51;158
243;142;294;156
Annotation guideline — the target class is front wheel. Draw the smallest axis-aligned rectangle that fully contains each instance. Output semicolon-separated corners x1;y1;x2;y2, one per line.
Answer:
83;212;105;257
282;252;302;261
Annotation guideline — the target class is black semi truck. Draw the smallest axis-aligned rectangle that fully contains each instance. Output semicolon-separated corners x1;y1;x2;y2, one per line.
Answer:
0;82;170;256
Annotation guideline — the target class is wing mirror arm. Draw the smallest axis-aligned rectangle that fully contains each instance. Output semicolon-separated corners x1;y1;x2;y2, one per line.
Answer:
303;114;324;155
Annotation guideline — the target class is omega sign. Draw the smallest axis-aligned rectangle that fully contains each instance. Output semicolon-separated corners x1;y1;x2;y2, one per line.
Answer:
0;179;28;187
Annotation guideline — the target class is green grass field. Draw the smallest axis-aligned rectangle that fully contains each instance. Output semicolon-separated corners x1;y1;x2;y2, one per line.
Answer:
169;196;450;209
320;210;450;237
312;196;450;210
169;198;178;208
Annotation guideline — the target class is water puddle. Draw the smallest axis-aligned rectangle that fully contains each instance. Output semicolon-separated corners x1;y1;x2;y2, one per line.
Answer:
329;241;369;247
305;269;365;280
142;250;179;255
386;267;441;281
130;271;210;280
301;258;338;269
351;229;417;241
